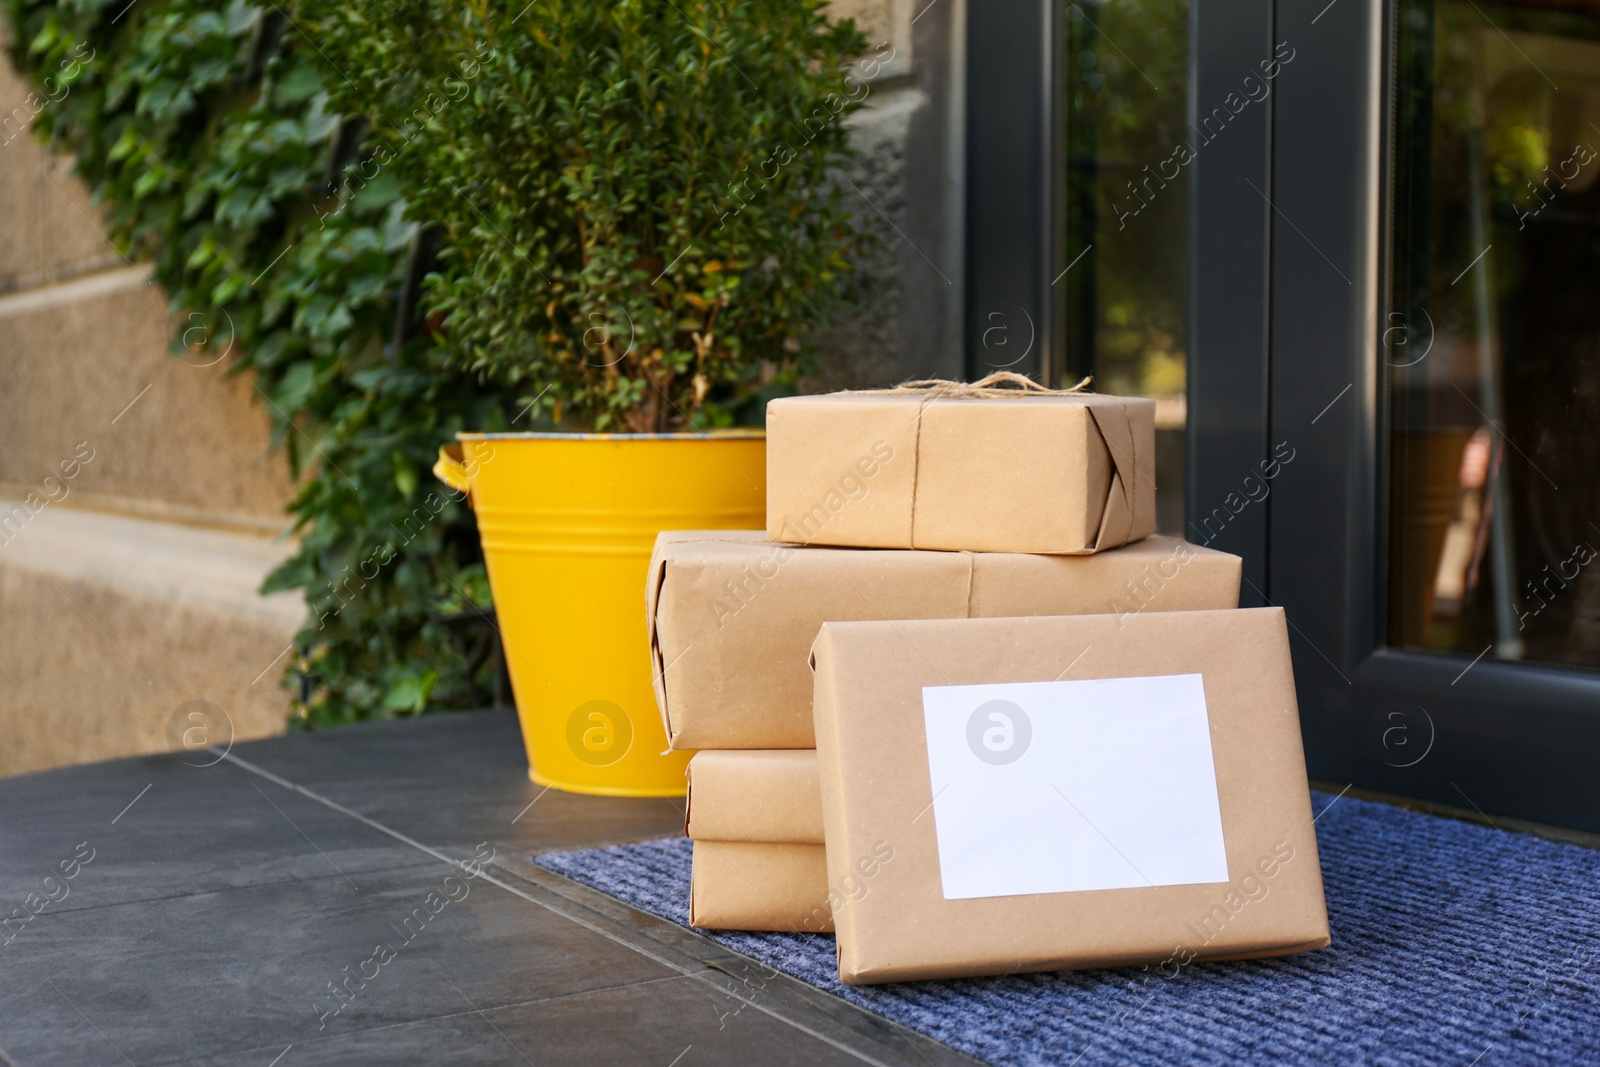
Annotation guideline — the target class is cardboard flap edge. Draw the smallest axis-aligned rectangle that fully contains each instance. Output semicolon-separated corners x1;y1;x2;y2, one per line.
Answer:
645;545;678;745
1086;400;1156;549
683;758;697;838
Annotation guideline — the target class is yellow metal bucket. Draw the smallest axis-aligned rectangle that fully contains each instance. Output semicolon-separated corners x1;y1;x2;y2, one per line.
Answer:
434;430;765;796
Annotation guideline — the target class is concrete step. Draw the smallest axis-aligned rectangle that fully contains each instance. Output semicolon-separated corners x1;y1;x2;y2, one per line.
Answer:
0;266;297;531
0;48;123;293
0;500;302;777
2;35;294;531
0;32;309;776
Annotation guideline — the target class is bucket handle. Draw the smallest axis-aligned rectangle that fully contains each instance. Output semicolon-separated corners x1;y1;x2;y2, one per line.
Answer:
434;443;473;505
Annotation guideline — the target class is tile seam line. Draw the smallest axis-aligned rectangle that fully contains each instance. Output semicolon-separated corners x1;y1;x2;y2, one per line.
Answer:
500;847;976;1054
507;864;977;1065
214;749;899;1067
137;973;694;1067
0;857;441;923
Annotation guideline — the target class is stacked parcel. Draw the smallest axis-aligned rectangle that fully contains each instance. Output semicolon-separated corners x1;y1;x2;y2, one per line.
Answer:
643;376;1327;978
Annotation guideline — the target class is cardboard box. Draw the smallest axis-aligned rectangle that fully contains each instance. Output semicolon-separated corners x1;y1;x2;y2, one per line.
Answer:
810;608;1330;984
649;531;1241;749
765;390;1156;553
687;750;823;843
690;841;832;933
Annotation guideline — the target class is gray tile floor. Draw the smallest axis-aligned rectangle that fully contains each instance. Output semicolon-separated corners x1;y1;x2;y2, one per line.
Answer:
0;711;974;1066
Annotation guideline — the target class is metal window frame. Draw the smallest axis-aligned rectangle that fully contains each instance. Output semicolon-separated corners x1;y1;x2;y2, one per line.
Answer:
964;0;1058;383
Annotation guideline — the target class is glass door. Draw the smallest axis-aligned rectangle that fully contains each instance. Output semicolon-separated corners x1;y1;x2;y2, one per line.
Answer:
1057;0;1191;533
967;0;1600;829
1257;0;1600;830
1387;0;1600;674
965;0;1191;533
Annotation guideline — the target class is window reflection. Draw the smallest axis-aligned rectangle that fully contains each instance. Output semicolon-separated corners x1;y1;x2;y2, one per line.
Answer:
1060;0;1188;533
1388;0;1600;667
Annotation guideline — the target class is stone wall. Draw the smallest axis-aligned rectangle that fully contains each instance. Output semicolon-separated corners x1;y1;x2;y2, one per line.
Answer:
0;28;300;776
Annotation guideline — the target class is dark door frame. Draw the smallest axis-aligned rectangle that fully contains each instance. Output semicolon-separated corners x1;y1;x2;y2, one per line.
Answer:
964;0;1059;384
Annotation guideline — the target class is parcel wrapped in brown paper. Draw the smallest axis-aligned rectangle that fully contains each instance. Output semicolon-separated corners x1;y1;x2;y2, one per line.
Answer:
687;750;823;843
810;608;1330;985
687;753;835;932
648;530;1241;749
690;841;833;932
765;378;1156;554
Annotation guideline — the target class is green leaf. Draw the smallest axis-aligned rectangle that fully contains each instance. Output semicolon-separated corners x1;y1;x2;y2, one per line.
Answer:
381;669;438;713
393;452;418;498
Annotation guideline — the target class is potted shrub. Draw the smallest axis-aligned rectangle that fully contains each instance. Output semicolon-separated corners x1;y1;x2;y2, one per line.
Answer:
304;0;868;793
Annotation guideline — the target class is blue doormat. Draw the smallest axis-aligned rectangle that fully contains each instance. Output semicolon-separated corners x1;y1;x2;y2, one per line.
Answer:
535;791;1600;1066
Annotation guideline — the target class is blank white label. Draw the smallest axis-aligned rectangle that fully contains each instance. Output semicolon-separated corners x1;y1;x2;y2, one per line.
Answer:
921;674;1229;901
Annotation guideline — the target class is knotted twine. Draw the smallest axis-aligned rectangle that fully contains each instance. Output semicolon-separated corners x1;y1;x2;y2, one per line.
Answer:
862;370;1095;399
850;371;1102;549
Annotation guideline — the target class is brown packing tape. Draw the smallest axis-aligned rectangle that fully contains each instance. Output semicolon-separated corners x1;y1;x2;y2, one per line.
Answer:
686;750;824;843
648;531;1242;749
809;608;1330;985
689;841;832;933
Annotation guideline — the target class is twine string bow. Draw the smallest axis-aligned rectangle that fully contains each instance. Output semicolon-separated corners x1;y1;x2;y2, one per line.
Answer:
855;371;1097;547
868;370;1094;398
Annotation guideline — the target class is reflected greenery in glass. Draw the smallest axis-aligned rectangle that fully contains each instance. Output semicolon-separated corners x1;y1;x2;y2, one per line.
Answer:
1387;0;1600;668
1061;0;1188;400
1060;0;1190;532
